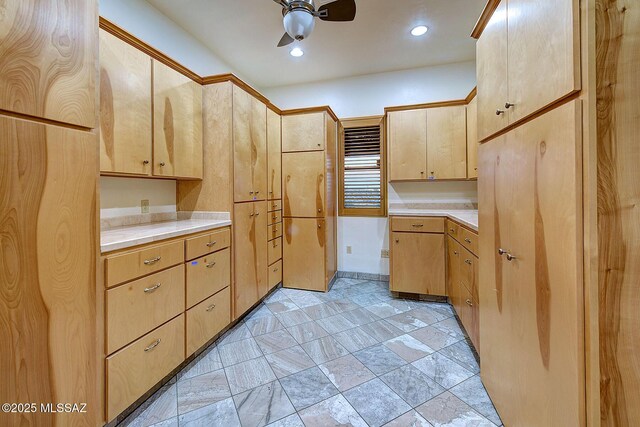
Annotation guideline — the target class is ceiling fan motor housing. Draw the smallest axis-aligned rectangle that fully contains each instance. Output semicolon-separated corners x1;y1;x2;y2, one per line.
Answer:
283;0;316;41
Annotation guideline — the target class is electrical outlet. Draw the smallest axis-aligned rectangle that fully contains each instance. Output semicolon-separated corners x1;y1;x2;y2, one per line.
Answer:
141;199;150;214
346;246;352;254
381;249;389;258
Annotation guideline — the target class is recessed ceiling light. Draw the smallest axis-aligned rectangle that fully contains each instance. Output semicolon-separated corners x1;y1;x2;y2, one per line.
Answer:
411;25;429;36
290;47;304;57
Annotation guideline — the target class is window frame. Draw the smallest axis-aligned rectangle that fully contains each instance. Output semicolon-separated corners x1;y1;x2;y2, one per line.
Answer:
338;115;387;217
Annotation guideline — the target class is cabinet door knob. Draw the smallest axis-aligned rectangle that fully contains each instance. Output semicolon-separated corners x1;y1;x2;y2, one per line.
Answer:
143;160;149;165
497;248;507;256
317;224;321;228
250;191;254;194
496;110;505;116
318;208;322;212
256;191;260;194
465;299;473;307
159;162;165;167
465;259;472;265
317;143;321;147
454;251;458;255
505;102;515;109
255;212;260;216
395;239;399;243
506;253;517;262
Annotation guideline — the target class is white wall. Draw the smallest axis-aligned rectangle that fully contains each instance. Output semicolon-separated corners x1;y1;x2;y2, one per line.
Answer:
263;61;476;118
100;177;176;218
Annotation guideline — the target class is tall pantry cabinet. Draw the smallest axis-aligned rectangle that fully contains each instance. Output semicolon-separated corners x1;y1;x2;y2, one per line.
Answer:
281;111;338;292
0;1;100;425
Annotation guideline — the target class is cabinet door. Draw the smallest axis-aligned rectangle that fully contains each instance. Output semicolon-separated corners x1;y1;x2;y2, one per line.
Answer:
446;236;462;298
233;86;267;202
479;101;583;426
99;30;152;176
507;0;579;124
282;151;325;218
476;0;508;140
391;232;445;296
153;61;203;179
388;109;427;181
466;97;478;178
233;202;268;318
282;112;325;152
0;0;96;128
426;106;467;180
283;218;326;291
267;108;282;200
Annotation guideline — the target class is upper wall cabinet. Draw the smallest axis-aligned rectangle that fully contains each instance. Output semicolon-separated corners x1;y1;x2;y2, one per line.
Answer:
267;108;282;200
388;109;428;181
467;96;478;178
282;112;325;152
233;86;267;202
0;0;97;128
153;61;203;179
426;106;467;180
99;30;152;176
477;0;579;141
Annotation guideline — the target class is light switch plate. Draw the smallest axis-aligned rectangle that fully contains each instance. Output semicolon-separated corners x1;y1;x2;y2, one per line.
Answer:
346;246;352;254
141;199;150;214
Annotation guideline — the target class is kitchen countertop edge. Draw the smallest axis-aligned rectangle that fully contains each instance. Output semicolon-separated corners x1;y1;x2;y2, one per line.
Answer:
388;208;478;232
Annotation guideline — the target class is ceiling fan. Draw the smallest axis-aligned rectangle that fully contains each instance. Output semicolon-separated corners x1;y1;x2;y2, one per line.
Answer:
272;0;356;47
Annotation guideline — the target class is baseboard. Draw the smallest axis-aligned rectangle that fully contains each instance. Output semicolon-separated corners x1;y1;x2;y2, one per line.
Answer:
337;271;390;282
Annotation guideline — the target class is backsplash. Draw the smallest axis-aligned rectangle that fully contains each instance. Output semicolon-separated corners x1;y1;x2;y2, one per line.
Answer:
100;211;231;231
100;176;177;218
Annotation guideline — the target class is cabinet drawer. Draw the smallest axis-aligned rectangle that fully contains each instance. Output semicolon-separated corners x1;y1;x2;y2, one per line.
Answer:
446;220;460;238
186;287;230;356
106;314;185;421
185;227;231;261
268;210;282;226
457;282;480;352
269;260;282;290
391;216;444;233
106;265;185;354
268;237;282;266
268;200;282;212
268;222;282;240
186;247;231;308
460;249;479;302
106;240;184;288
459;227;478;255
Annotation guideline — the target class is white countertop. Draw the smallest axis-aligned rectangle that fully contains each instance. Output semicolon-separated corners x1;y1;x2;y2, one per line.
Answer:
388;208;478;231
101;219;232;253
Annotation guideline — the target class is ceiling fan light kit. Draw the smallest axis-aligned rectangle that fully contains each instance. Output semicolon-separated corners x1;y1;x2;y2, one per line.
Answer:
273;0;357;47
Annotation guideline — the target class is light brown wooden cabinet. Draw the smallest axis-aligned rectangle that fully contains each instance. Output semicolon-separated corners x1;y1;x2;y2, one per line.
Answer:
186;287;231;356
466;95;479;178
153;61;203;179
476;0;579;141
282;112;326;152
389;216;446;296
283;218;327;291
99;29;152;176
426;106;467;180
387;109;428;181
233;201;268;315
267;108;282;200
282;151;326;217
234;86;267;202
478;100;582;426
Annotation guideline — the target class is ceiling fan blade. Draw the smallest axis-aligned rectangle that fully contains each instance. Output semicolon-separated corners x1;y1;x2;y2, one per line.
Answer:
277;32;295;47
317;0;356;22
272;0;288;7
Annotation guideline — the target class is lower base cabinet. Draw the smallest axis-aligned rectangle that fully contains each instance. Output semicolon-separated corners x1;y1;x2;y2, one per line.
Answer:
283;218;327;291
186;287;231;355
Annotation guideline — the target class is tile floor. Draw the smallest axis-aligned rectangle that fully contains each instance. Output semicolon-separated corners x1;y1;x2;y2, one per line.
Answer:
119;278;502;427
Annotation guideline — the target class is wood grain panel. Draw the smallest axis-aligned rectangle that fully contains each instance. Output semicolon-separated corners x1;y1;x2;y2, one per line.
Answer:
466;96;479;178
283;218;326;291
596;1;640;424
281;112;325;152
99;29;152;176
387;109;427;181
446;236;462;298
325;115;338;285
0;116;98;426
0;0;97;128
268;237;282;266
426;106;468;180
267;108;282;200
185;228;231;261
390;231;446;296
476;0;508;141
507;0;580;125
106;265;185;354
268;222;283;241
268;260;283;290
282;151;326;218
186;248;231;309
153;60;203;179
177;82;233;212
107;314;184;421
186;287;230;356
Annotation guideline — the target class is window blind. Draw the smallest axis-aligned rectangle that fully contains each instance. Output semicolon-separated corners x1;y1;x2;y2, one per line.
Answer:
343;125;382;209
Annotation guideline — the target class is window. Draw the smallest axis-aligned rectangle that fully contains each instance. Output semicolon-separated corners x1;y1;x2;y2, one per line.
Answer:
338;116;386;217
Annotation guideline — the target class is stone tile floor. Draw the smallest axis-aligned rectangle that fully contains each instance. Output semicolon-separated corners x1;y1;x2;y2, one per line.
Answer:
119;278;502;427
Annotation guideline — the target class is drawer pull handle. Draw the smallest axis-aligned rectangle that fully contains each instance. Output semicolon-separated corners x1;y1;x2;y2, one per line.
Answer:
206;304;216;312
256;191;260;194
273;242;279;247
255;212;260;216
273;205;277;208
144;283;162;293
273;268;279;272
395;239;399;243
449;228;455;233
206;261;216;268
144;339;161;352
144;256;161;265
464;238;472;244
465;299;473;307
206;241;217;247
412;224;424;228
159;162;165;167
454;251;458;255
465;259;472;265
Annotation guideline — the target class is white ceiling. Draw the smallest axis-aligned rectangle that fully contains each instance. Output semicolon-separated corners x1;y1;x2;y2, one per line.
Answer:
146;0;485;88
